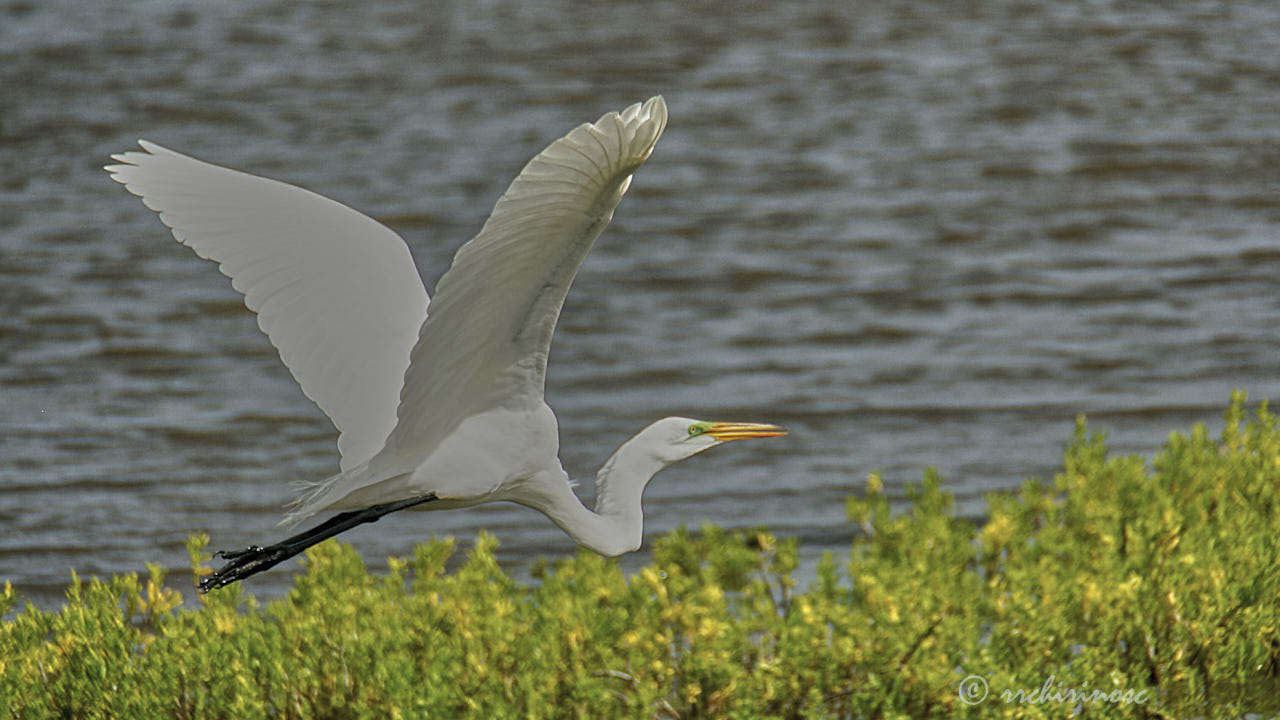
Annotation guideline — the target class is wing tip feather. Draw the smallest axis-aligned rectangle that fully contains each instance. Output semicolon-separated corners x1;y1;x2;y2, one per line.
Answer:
104;140;183;176
574;95;669;169
104;141;157;179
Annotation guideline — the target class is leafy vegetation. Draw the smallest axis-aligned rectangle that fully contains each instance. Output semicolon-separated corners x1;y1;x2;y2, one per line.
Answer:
4;392;1279;718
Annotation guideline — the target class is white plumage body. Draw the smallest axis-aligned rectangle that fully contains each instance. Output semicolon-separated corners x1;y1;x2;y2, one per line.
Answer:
107;97;784;589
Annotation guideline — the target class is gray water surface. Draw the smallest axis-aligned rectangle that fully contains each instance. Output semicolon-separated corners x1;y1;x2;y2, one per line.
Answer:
3;0;1279;608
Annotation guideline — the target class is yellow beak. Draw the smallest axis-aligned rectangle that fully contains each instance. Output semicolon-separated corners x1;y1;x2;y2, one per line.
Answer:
706;422;788;442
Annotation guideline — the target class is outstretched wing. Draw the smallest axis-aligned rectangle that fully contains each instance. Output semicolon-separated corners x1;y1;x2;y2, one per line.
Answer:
377;96;668;470
106;142;430;471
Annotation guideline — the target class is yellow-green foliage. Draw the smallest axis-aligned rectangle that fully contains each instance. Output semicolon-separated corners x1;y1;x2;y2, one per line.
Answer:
3;393;1279;718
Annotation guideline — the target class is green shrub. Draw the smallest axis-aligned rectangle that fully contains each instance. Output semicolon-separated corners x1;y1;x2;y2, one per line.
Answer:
3;392;1278;718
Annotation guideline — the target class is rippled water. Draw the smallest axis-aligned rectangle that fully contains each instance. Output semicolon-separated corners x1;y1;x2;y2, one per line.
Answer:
3;1;1279;608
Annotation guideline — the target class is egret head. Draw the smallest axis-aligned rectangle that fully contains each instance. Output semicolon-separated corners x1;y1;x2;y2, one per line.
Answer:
640;416;787;466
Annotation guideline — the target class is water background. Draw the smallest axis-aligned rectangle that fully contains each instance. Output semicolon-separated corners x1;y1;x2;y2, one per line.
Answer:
3;0;1279;609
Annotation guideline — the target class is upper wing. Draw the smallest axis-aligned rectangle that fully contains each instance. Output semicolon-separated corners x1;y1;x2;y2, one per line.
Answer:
106;142;430;471
377;96;668;470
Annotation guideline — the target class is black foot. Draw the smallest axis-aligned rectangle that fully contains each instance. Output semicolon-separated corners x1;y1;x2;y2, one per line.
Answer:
197;492;438;593
215;545;264;561
199;544;292;593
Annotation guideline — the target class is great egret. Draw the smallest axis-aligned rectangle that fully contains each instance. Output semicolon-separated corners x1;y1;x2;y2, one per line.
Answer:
106;96;785;593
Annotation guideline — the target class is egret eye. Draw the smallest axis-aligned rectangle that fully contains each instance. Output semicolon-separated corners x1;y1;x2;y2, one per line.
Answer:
687;421;713;437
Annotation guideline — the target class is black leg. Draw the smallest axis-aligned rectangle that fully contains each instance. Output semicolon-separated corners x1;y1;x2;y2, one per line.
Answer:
198;493;438;593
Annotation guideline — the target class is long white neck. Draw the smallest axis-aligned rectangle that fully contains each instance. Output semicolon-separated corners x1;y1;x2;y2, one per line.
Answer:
523;435;665;557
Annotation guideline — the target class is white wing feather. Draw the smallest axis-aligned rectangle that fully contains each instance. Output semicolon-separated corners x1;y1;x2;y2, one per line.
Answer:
105;143;429;471
373;97;668;475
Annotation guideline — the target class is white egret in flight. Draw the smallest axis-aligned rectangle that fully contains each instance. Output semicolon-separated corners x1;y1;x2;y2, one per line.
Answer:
106;96;785;592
